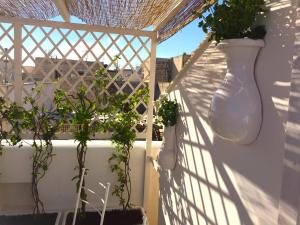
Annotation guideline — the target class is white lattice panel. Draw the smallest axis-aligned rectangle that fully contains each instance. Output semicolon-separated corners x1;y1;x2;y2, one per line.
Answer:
0;22;14;102
18;20;152;137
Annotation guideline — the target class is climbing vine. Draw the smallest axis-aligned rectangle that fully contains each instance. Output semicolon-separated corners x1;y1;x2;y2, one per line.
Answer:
109;88;149;210
23;86;60;214
54;57;120;214
0;97;7;156
54;85;98;214
0;97;25;158
0;55;150;214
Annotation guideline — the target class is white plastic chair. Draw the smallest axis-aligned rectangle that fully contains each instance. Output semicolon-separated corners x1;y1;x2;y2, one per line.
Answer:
72;168;110;225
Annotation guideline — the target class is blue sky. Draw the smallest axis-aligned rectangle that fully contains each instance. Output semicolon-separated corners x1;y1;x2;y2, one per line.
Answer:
53;16;206;59
0;16;205;69
157;19;206;58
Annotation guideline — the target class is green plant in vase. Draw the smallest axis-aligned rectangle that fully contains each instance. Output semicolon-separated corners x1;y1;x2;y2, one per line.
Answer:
157;98;178;127
155;97;179;170
198;0;266;43
198;0;267;144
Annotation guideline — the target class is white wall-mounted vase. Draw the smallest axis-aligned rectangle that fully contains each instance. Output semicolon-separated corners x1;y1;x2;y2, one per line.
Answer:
157;125;176;170
209;38;264;145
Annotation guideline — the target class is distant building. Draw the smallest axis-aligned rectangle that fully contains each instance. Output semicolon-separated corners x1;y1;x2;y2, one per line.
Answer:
22;57;143;83
0;53;190;104
144;53;191;99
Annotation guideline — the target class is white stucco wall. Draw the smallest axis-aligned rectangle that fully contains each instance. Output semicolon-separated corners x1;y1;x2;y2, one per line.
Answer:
158;1;296;225
0;140;146;213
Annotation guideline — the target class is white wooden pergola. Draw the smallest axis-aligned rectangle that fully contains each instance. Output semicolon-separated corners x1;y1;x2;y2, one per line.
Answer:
0;0;207;216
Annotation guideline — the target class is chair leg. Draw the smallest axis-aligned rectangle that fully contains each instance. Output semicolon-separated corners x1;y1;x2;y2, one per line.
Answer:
100;183;110;225
72;168;86;225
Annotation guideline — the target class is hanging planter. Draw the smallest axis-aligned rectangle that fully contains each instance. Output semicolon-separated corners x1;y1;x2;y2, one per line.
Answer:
156;98;178;170
209;39;264;144
157;125;176;169
197;0;267;144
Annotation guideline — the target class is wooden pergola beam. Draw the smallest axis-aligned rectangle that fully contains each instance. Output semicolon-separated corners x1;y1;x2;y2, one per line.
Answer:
54;0;70;22
153;0;188;31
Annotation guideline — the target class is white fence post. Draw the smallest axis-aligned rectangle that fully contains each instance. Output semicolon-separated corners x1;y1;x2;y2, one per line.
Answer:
13;22;23;105
143;31;157;215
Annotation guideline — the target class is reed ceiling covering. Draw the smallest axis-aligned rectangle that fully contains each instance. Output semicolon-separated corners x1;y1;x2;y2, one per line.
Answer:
0;0;206;41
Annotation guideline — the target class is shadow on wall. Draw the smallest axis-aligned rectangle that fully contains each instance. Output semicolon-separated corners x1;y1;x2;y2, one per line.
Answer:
278;0;300;223
158;0;295;224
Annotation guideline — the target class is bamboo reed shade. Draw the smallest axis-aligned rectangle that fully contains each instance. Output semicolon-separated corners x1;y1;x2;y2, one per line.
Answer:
0;0;205;42
0;0;59;20
158;0;206;42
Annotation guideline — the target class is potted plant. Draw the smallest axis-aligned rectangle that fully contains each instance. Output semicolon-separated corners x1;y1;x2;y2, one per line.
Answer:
63;88;149;225
22;86;60;214
0;91;61;225
54;57;121;216
55;85;97;212
60;74;149;224
198;0;267;144
156;98;178;170
61;90;149;225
